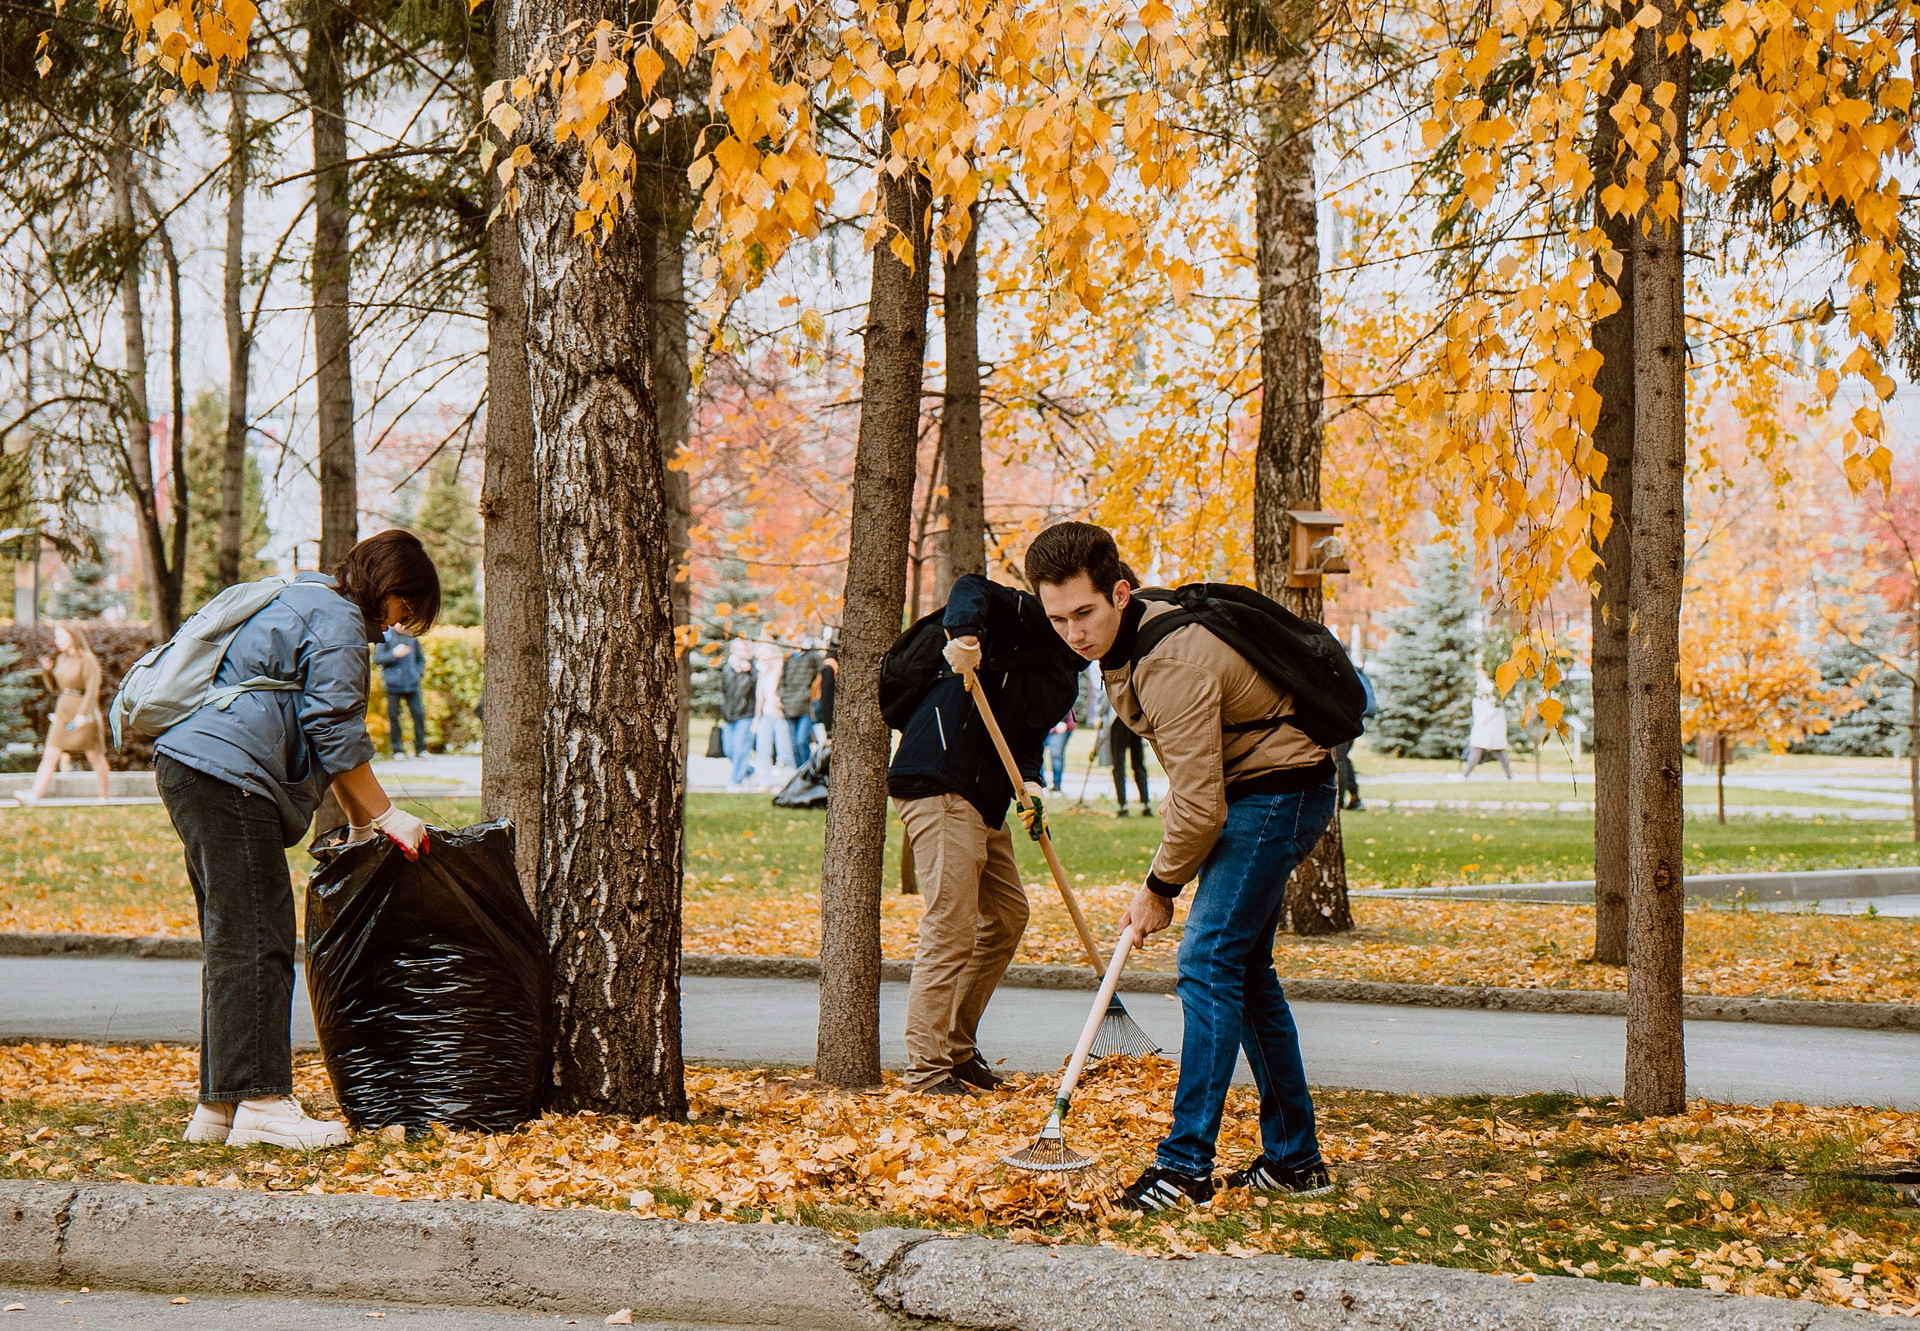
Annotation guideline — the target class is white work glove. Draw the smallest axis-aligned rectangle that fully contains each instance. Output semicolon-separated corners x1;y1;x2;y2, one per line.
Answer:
372;804;430;859
346;822;377;845
942;635;982;677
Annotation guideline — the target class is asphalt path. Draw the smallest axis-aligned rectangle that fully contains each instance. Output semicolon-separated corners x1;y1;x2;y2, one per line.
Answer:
0;1288;698;1329
4;957;1916;1108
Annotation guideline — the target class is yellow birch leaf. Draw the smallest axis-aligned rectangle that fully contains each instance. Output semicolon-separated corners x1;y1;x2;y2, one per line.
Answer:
634;44;665;97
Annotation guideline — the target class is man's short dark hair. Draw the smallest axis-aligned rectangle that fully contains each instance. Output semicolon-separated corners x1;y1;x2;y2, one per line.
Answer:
1026;522;1130;598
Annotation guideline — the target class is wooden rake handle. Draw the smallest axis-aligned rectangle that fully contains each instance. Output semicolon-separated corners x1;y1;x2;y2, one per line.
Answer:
962;665;1108;975
1058;925;1138;1106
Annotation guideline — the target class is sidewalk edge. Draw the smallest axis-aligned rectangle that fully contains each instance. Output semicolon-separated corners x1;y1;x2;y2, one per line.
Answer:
0;1182;1888;1330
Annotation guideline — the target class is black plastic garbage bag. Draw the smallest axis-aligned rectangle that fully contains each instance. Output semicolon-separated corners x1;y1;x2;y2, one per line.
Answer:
305;820;550;1132
773;741;829;809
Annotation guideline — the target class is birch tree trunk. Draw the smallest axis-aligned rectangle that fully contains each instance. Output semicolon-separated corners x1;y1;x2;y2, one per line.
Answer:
220;77;252;592
936;205;984;599
1588;38;1637;967
517;112;686;1121
817;110;932;1089
644;217;693;750
108;128;176;638
481;0;544;898
307;4;356;571
1250;55;1350;937
1623;6;1690;1117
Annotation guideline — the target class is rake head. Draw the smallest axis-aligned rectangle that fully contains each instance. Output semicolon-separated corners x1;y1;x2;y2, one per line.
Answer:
1088;994;1161;1059
1001;1128;1096;1173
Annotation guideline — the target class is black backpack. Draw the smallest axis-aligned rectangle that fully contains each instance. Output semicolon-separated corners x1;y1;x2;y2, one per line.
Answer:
879;610;950;729
1131;584;1366;749
879;607;1077;731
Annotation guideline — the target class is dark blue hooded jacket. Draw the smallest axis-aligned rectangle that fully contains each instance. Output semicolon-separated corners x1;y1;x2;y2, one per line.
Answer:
886;575;1084;828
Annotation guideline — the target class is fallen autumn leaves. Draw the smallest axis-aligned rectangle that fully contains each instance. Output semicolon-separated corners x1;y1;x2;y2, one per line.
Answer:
4;1042;1919;1316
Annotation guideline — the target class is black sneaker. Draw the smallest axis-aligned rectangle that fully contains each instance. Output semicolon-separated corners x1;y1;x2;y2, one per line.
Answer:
915;1076;976;1097
1117;1164;1215;1212
1221;1156;1335;1197
1141;804;1155;818
951;1052;1005;1091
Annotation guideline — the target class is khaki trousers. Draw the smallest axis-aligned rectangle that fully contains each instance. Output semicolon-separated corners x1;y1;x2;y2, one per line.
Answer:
895;793;1030;1088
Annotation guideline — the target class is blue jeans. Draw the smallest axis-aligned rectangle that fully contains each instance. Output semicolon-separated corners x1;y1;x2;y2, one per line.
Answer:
1157;781;1337;1178
756;714;794;773
1044;730;1069;789
791;715;814;769
723;717;755;786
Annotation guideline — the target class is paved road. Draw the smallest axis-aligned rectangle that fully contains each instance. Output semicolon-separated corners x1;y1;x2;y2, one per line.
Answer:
5;957;1916;1108
0;1288;704;1329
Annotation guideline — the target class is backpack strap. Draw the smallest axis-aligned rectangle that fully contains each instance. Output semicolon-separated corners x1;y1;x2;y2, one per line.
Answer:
204;677;304;712
1132;604;1298;739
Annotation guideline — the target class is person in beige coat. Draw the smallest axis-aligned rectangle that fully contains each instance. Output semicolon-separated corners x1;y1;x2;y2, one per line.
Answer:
1028;521;1338;1212
17;623;111;805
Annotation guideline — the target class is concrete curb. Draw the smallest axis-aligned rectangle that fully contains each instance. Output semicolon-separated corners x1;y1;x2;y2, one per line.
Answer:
10;934;1920;1032
855;1228;1885;1329
0;1182;1887;1330
1362;863;1920;904
0;1182;889;1330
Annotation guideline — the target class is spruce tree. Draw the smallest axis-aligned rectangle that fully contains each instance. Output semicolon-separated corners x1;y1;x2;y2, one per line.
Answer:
1796;613;1912;756
0;644;36;752
48;544;122;620
181;390;271;611
1371;544;1480;759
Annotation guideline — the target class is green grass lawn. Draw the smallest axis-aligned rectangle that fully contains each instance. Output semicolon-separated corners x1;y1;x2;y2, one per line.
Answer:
685;798;1920;895
5;798;1918;939
1356;780;1871;809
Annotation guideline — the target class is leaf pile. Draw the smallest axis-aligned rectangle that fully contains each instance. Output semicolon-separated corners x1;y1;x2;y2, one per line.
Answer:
5;1042;1920;1316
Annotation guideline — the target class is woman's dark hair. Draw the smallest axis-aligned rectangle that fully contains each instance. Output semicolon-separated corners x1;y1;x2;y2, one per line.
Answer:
334;529;441;635
1024;521;1131;599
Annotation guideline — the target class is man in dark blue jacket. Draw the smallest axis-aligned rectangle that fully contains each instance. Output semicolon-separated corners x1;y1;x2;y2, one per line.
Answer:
374;627;427;758
888;573;1083;1095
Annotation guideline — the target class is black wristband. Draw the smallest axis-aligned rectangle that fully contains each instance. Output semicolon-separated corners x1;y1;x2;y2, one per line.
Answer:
1145;872;1182;899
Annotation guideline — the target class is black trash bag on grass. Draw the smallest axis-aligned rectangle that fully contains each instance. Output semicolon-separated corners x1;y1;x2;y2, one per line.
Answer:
773;741;829;809
305;820;550;1132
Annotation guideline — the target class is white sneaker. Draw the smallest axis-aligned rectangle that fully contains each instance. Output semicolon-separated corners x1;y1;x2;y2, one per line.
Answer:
11;790;37;807
226;1096;350;1149
183;1102;234;1144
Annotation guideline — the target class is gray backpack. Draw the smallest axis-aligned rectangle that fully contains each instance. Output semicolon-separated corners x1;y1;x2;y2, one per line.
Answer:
110;576;303;747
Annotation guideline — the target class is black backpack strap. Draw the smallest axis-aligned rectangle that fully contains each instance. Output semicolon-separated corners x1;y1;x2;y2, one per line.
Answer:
1130;606;1201;661
1135;598;1303;741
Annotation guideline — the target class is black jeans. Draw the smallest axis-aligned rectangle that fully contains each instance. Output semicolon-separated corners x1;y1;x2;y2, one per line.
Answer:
388;688;427;756
1333;741;1360;806
1111;720;1150;809
156;754;296;1102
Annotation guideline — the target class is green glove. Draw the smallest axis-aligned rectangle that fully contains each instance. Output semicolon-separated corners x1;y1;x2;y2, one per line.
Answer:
1017;784;1047;842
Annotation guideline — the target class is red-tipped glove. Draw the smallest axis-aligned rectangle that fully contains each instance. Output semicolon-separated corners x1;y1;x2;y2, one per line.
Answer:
373;805;430;859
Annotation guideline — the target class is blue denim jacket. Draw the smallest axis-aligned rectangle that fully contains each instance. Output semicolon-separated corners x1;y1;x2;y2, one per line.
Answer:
154;573;378;845
374;629;425;694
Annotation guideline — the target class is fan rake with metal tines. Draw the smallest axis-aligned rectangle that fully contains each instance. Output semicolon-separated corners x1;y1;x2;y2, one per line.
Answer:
961;668;1160;1060
1002;925;1141;1172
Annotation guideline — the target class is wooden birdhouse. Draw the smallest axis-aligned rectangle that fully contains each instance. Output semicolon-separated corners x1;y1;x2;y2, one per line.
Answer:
1286;511;1352;588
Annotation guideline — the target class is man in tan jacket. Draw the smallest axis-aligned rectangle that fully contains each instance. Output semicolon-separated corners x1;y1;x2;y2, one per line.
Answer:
1027;521;1339;1211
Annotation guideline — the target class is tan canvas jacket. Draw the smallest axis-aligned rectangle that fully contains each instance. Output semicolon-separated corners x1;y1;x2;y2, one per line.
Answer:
1103;600;1329;886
